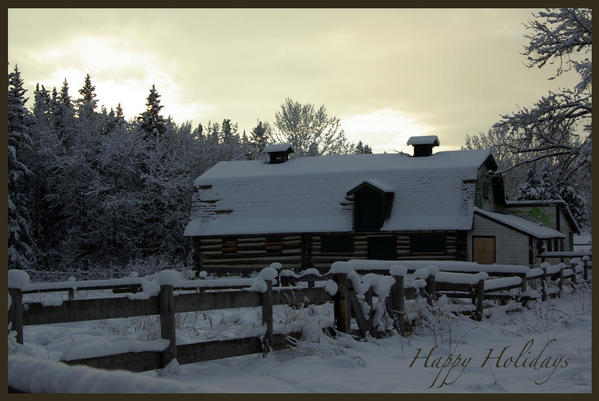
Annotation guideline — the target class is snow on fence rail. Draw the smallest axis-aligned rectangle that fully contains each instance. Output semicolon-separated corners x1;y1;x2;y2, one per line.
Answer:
8;267;327;374
8;258;590;384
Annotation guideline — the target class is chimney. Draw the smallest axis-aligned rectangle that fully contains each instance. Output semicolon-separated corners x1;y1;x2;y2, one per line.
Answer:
407;135;439;157
264;143;294;164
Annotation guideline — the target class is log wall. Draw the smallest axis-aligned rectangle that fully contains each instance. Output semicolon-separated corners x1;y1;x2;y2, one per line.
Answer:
193;230;469;274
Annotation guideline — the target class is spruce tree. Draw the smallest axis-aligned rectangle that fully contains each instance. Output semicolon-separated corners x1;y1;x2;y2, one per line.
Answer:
138;85;167;139
8;65;35;269
77;73;98;119
249;120;271;158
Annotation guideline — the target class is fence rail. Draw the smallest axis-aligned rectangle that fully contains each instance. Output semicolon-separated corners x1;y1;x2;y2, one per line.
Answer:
9;280;329;373
8;257;591;378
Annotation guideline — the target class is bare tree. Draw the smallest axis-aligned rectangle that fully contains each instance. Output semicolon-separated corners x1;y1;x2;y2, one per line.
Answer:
273;98;355;156
466;8;592;227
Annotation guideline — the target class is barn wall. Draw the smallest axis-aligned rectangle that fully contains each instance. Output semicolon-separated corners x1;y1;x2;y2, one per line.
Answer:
469;213;530;265
193;234;302;273
193;230;467;274
559;209;575;251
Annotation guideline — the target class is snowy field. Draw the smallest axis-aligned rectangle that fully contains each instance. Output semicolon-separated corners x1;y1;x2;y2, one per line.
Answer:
9;283;591;393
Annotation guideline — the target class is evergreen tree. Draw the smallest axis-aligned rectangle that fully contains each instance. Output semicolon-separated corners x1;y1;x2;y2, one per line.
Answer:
53;79;76;150
138;85;167;139
355;141;373;154
8;65;35;269
77;73;98;119
249;120;271;159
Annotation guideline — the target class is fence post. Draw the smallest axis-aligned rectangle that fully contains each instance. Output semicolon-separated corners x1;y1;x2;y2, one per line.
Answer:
519;273;527;292
159;284;176;367
390;275;406;336
261;280;274;354
333;273;351;334
474;279;484;321
425;274;436;305
558;267;564;296
365;288;374;335
540;267;547;301
8;288;24;345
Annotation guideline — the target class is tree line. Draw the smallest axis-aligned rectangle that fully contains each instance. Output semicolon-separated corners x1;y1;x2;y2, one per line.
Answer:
7;70;372;272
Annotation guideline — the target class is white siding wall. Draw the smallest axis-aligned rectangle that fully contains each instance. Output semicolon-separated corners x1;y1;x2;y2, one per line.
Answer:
560;210;574;251
468;213;531;265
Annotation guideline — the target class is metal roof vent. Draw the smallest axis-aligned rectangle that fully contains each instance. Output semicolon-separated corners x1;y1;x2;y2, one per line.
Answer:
407;135;440;157
264;143;294;164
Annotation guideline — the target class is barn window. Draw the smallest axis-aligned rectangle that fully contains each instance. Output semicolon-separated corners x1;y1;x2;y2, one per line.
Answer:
266;235;283;256
483;178;491;200
410;233;446;253
222;238;237;255
367;236;397;260
321;235;354;253
347;181;394;232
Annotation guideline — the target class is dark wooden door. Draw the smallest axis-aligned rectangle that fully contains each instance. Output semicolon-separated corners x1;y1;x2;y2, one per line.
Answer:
472;236;495;264
367;236;397;260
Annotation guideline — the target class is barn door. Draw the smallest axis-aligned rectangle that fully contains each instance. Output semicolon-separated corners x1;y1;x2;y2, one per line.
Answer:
472;236;495;264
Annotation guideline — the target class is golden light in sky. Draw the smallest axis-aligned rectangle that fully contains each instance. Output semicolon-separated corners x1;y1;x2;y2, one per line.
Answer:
8;8;582;153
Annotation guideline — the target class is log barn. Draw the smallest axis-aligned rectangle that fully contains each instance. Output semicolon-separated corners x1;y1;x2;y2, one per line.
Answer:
184;136;579;274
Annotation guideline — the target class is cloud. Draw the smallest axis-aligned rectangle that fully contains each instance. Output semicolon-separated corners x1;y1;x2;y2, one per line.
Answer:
340;109;436;153
21;34;216;123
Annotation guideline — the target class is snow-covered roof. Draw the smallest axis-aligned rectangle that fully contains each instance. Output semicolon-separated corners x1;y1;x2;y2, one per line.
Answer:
263;143;294;153
474;207;566;239
185;150;494;236
505;199;580;234
407;135;439;146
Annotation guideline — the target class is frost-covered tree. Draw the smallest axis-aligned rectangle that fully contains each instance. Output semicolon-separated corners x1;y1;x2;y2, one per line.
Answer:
517;162;589;229
274;98;355;156
138;85;167;139
517;164;560;200
495;8;591;181
53;79;76;151
466;8;592;228
8;65;35;269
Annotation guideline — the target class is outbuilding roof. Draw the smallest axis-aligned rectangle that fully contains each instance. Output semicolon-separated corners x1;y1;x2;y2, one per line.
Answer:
474;207;566;239
185;150;494;236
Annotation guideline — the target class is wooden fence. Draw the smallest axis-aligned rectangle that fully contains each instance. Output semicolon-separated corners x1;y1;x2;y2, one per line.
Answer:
8;280;328;372
8;258;591;375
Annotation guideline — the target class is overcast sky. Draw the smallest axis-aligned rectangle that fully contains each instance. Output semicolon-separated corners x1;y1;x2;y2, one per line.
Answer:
8;8;581;153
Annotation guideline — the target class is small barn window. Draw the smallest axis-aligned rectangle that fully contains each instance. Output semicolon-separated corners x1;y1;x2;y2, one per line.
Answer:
321;235;354;253
266;235;283;256
410;233;446;253
222;238;237;255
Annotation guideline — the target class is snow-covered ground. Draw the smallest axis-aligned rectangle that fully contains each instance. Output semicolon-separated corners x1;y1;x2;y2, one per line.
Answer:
9;282;591;393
